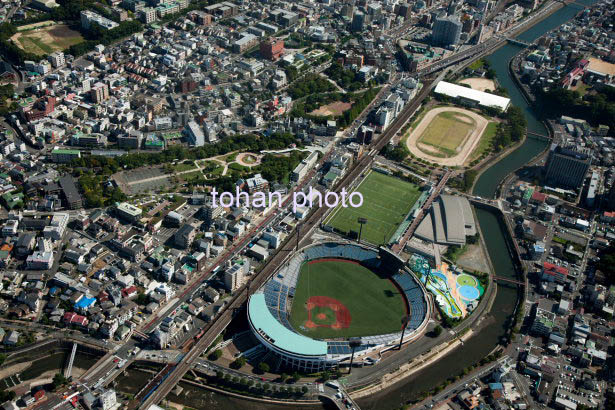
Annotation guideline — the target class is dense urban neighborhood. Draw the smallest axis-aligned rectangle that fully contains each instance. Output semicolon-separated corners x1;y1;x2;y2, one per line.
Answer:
0;0;612;409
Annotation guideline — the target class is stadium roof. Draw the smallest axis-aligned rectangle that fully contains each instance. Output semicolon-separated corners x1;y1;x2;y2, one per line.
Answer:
434;81;511;111
248;293;327;356
415;195;474;245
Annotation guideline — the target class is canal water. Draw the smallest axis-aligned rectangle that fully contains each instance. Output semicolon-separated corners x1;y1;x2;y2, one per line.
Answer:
12;351;100;382
114;3;595;408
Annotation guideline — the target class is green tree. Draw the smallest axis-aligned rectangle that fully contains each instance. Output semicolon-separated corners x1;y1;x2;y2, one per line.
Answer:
135;292;149;306
599;244;615;284
52;373;68;389
209;349;222;361
230;356;246;369
258;362;270;374
433;325;443;337
279;372;289;383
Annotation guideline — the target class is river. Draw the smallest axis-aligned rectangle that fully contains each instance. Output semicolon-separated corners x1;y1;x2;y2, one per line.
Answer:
133;2;595;408
357;2;595;409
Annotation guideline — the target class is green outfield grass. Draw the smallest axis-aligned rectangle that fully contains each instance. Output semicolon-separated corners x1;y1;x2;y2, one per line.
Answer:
419;111;476;157
289;260;407;339
324;171;421;245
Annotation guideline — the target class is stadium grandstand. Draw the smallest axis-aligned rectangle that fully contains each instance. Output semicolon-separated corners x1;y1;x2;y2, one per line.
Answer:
248;242;431;372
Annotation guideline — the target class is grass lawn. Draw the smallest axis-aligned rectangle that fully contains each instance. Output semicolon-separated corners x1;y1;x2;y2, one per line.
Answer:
468;59;485;70
419;111;476;157
19;36;54;53
181;170;205;182
228;162;249;173
324;171;421;245
201;162;225;177
572;81;591;96
172;162;197;173
468;121;498;163
289;260;407;339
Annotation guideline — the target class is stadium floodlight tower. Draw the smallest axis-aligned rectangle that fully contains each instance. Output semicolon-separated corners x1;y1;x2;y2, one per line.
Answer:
296;222;302;251
348;337;362;374
398;315;411;350
357;217;368;243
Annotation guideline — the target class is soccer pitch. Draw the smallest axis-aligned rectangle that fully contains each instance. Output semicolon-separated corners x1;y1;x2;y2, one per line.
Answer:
289;260;407;339
324;171;421;245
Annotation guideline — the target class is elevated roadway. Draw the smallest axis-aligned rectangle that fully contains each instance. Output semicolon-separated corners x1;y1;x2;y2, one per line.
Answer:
392;170;452;253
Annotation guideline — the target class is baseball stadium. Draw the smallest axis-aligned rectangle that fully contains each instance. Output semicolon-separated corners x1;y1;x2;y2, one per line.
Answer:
247;242;431;372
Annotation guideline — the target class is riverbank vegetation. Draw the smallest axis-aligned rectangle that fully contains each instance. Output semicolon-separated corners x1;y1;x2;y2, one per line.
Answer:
538;86;615;134
403;350;503;407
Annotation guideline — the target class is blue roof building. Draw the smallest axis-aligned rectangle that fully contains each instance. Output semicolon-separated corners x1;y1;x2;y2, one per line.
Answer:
74;296;96;311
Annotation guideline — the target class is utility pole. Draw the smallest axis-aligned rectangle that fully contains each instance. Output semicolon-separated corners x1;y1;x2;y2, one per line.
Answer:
296;222;301;251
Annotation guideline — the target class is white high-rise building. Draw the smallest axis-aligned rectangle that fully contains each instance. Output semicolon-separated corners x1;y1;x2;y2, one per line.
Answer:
48;51;65;68
100;389;117;410
432;15;462;47
224;261;249;292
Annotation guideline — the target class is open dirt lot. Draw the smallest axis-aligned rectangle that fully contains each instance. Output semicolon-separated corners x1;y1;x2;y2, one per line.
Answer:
11;22;83;56
458;77;496;92
587;57;615;76
310;101;352;116
113;166;173;195
406;106;489;167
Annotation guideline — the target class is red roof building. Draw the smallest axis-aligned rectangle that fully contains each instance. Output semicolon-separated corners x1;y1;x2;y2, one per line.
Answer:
260;38;284;61
530;191;547;204
122;285;138;299
63;312;89;327
542;262;568;283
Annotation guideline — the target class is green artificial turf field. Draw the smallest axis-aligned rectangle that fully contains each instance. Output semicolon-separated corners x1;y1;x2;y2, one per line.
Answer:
289;260;407;339
324;171;421;245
